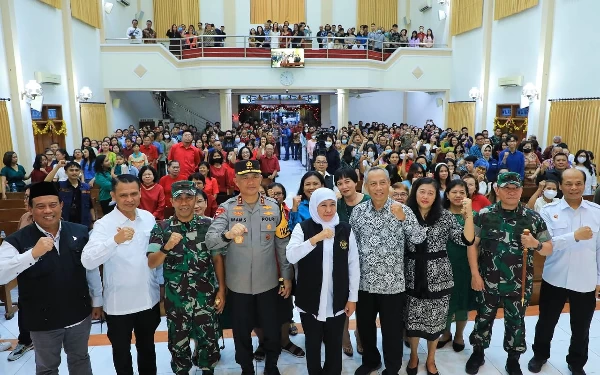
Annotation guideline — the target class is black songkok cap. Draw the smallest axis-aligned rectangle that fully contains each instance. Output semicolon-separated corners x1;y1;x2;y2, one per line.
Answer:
29;182;59;202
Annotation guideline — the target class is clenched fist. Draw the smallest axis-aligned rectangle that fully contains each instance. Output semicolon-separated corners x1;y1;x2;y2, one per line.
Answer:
461;198;473;217
114;227;135;244
575;226;594;242
391;203;406;221
292;195;302;211
226;223;248;240
32;237;55;259
164;232;183;251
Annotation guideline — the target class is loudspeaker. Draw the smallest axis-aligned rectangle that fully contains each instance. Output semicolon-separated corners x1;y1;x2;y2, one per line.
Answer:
112;98;121;108
436;98;443;107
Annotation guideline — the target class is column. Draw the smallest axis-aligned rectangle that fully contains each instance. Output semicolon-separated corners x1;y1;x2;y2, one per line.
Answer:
478;0;493;133
61;0;82;151
219;89;232;130
336;89;349;130
223;0;236;47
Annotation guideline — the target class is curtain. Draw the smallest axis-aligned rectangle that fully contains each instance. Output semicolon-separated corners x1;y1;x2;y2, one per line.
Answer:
494;0;539;20
0;102;14;154
154;0;200;40
39;0;61;9
547;100;600;156
250;0;306;24
80;103;108;142
450;0;483;36
71;0;100;28
356;0;398;29
448;102;476;136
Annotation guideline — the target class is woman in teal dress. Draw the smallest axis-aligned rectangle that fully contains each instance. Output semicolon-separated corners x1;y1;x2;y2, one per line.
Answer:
439;179;478;352
1;151;30;198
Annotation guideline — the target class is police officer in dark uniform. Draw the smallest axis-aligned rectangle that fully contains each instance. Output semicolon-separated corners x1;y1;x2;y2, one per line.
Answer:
206;160;293;375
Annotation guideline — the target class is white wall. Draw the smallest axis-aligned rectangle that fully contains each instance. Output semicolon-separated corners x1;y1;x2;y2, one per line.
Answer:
140;0;154;26
348;91;404;124
405;91;444;127
331;0;357;28
400;0;449;46
72;19;105;103
0;6;17;154
167;91;220;123
110;91;163;131
450;27;483;102
200;1;224;29
103;0;139;40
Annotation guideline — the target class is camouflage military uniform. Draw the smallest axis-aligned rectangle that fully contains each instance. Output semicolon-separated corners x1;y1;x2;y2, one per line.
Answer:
148;214;225;375
469;202;551;353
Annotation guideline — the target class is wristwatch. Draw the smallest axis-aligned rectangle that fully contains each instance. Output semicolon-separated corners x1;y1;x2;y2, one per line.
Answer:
534;241;543;252
221;231;232;243
160;247;170;255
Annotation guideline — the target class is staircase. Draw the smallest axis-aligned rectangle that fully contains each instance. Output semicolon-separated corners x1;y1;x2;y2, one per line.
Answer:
153;92;214;131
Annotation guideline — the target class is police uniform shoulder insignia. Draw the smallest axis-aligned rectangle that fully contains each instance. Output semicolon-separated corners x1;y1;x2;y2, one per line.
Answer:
260;195;265;205
237;195;243;205
214;207;226;218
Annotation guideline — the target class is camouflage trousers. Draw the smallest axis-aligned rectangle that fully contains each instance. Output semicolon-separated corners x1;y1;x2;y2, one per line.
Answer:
165;293;221;375
469;292;529;353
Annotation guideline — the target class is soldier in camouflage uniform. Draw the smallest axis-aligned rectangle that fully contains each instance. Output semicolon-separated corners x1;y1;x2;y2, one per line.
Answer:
466;172;553;375
147;181;226;375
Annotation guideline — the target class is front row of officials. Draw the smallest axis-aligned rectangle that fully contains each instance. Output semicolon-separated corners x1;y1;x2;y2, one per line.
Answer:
0;161;598;375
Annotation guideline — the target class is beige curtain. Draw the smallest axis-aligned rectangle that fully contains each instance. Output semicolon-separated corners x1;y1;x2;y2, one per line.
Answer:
494;0;539;20
357;0;398;29
80;103;108;142
250;0;306;24
154;0;200;40
0;102;14;154
71;0;100;28
547;100;600;156
39;0;61;9
450;0;483;36
448;102;476;136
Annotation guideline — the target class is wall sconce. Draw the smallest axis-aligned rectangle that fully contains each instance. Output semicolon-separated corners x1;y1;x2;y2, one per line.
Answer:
469;87;481;101
522;83;539;102
21;80;43;102
438;0;449;4
77;86;93;102
104;2;114;14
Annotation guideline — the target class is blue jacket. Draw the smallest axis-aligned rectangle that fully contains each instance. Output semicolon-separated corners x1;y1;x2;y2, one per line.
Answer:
499;149;525;179
289;200;310;232
281;128;292;145
58;181;92;228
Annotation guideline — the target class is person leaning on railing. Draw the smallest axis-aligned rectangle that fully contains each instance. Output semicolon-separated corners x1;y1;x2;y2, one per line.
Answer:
142;20;156;44
166;24;182;56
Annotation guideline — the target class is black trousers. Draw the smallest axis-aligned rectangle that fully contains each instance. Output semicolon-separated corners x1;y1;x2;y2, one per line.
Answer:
292;143;301;160
532;280;596;369
105;303;161;375
18;302;31;345
229;287;281;374
300;312;346;375
99;199;114;216
356;291;405;374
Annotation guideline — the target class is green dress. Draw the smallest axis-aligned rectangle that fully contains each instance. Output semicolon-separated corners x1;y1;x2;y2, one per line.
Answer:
1;165;27;192
445;211;477;329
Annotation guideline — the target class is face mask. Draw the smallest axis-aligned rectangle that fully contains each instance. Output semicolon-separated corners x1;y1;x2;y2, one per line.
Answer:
543;190;557;199
342;139;348;144
420;163;427;170
523;148;531;153
385;149;392;154
400;154;405;160
311;136;316;140
164;134;170;139
235;138;240;143
325;141;332;148
577;156;587;164
367;151;374;158
407;152;414;158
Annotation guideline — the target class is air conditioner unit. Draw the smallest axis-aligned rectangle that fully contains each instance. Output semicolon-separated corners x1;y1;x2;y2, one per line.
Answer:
117;0;131;6
34;71;61;85
498;75;524;87
419;0;432;12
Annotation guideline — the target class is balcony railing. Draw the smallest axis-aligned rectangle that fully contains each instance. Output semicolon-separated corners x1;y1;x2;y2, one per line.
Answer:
104;35;448;62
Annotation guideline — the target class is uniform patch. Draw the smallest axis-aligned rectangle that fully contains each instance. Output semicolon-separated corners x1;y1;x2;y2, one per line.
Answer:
262;205;272;210
340;240;348;250
214;207;226;218
233;211;244;216
263;211;274;216
265;234;271;240
266;224;272;230
233;206;244;211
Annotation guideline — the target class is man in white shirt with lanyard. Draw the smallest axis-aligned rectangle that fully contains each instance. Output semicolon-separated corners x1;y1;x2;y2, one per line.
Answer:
528;168;600;375
82;174;161;375
126;19;143;44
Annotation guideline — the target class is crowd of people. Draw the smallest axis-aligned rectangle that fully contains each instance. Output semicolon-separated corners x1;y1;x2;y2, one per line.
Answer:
0;118;598;375
249;20;436;51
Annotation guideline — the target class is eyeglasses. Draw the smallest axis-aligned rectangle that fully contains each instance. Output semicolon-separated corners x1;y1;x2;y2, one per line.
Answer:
271;192;283;196
392;192;408;198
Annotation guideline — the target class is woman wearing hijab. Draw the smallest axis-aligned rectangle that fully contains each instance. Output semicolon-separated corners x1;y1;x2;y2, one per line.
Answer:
287;188;360;375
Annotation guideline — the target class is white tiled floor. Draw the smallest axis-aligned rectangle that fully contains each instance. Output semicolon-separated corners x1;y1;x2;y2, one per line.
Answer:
1;160;599;374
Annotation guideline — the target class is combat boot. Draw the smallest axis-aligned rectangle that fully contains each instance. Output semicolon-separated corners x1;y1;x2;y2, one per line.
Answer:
465;346;485;374
505;352;523;375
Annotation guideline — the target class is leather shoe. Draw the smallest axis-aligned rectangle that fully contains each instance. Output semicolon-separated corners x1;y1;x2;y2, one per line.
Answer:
527;357;547;373
437;334;452;349
505;352;523;375
465;347;485;375
406;359;419;375
452;341;465;352
568;364;587;375
355;362;382;375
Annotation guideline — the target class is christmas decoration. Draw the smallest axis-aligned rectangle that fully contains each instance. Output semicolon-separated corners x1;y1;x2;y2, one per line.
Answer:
493;117;528;132
32;120;68;136
237;104;321;122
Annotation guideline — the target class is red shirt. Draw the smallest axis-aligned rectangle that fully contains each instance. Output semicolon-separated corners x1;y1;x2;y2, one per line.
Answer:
258;154;280;175
204;177;219;197
139;183;166;219
210;164;234;194
159;174;185;207
205;194;218;218
139;144;159;167
168;142;201;180
122;146;134;161
471;192;491;212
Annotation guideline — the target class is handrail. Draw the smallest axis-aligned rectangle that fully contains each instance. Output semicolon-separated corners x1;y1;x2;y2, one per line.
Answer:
156;92;214;130
105;35;448;62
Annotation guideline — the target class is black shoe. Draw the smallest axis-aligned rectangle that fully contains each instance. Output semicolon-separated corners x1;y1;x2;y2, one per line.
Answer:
452;340;466;352
406;359;419;375
527;357;547;373
404;340;410;348
505;352;523;375
465;347;485;374
354;362;382;375
427;363;440;375
568;364;587;375
437;334;452;349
